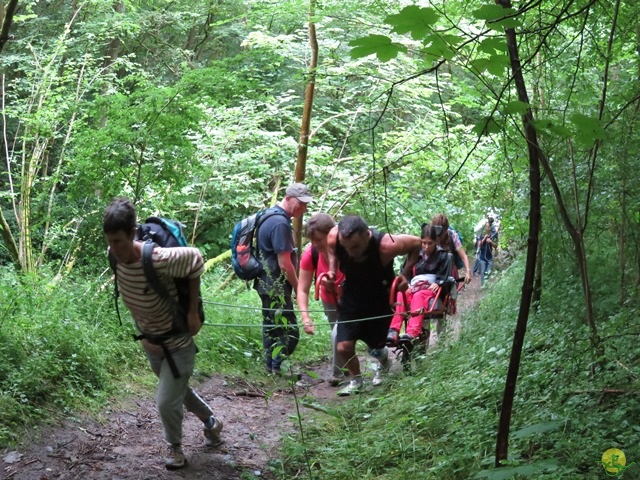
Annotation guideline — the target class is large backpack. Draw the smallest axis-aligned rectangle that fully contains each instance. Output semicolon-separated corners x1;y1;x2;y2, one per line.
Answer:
230;207;287;281
109;216;205;378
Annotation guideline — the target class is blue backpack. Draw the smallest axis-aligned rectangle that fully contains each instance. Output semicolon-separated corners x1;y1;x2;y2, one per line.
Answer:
230;207;287;281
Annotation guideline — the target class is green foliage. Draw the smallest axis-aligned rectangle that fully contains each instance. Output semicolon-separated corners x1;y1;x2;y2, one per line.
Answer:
280;256;640;479
349;35;407;61
0;267;139;445
385;6;440;40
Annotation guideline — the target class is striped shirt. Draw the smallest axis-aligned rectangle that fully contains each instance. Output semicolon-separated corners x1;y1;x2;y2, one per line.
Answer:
114;244;205;351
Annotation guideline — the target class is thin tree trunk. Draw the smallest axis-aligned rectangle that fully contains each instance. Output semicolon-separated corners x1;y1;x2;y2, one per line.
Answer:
0;209;19;269
293;0;318;256
494;0;542;466
532;221;542;308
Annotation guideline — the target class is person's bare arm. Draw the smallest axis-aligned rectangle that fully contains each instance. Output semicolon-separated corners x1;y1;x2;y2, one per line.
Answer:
187;277;202;334
457;246;472;283
278;252;298;291
325;226;339;286
380;234;421;266
381;234;422;290
296;267;315;334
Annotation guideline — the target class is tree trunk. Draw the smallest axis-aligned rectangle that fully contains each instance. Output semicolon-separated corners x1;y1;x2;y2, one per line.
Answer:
494;0;542;466
293;0;318;256
0;0;19;55
103;2;124;70
0;209;20;270
532;220;542;309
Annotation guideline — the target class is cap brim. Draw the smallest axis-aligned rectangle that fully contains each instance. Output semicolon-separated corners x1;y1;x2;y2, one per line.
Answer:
297;196;314;203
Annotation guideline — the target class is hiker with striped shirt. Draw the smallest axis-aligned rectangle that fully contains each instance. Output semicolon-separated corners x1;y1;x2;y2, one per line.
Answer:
103;197;223;470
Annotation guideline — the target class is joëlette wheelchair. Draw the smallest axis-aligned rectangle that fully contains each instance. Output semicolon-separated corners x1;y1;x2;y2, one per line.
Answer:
387;253;465;370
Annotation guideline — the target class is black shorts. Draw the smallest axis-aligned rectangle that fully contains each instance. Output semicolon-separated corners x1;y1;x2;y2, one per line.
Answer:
335;309;392;350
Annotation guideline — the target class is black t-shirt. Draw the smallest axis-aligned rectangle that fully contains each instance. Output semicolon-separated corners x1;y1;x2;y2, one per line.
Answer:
335;229;395;314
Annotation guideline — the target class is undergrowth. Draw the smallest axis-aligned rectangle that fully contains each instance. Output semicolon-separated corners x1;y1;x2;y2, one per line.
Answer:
0;263;331;447
279;258;640;479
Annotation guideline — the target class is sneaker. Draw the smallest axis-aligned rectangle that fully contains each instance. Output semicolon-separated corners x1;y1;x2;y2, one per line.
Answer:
386;329;399;346
165;444;186;470
336;378;363;396
203;417;224;447
328;376;344;387
372;362;391;387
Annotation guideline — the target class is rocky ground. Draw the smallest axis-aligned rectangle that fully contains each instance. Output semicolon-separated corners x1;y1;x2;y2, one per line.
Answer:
2;276;484;480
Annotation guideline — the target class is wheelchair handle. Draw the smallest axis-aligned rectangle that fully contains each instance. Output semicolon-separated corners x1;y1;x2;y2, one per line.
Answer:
389;276;409;311
315;272;339;304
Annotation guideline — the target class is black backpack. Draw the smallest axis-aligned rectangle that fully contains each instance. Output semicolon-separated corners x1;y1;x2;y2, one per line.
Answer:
109;216;204;378
230;207;287;280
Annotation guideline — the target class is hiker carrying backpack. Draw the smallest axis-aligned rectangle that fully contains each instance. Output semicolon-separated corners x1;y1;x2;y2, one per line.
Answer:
109;215;205;379
103;198;223;468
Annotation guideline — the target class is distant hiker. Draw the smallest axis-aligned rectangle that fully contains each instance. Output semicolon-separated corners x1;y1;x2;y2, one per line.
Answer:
485;216;499;276
296;213;347;386
431;213;471;284
103;197;222;470
254;182;312;377
476;222;497;286
325;215;421;396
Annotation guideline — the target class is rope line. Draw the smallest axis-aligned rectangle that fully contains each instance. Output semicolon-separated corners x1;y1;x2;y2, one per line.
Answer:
197;311;396;329
202;300;329;314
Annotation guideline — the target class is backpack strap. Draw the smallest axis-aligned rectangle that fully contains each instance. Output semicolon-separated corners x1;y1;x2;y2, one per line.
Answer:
254;207;289;260
108;251;123;327
139;241;184;379
141;242;180;314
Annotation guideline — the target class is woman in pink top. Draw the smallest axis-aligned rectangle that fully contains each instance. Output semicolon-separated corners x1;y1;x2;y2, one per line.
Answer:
297;213;347;386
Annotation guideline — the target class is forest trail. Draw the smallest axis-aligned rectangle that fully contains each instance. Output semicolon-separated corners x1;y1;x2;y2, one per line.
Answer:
2;277;483;480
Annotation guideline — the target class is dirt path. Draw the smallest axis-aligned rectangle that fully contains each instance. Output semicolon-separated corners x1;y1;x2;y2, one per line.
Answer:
2;278;483;480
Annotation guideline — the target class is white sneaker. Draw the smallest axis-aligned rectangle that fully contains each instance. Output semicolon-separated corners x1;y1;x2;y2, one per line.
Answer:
372;362;390;387
336;378;363;396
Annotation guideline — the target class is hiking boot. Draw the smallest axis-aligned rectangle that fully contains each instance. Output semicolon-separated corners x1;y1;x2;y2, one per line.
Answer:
165;444;186;470
328;376;344;387
203;416;224;447
336;378;363;396
386;328;399;346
